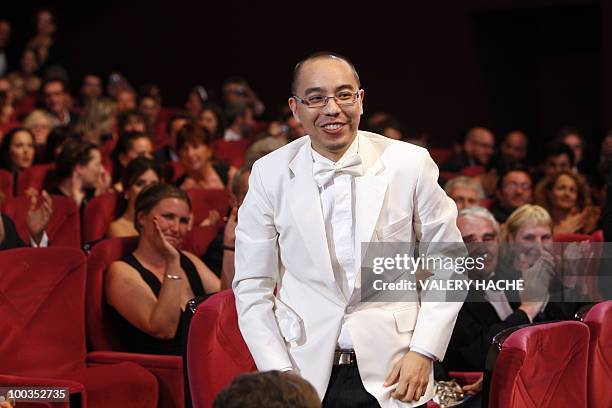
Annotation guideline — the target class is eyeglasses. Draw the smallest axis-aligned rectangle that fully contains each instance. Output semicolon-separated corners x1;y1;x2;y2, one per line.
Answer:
504;182;531;192
293;91;360;109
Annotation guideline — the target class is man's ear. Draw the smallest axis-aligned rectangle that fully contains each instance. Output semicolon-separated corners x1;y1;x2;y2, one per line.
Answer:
288;97;301;124
119;153;128;168
359;89;365;115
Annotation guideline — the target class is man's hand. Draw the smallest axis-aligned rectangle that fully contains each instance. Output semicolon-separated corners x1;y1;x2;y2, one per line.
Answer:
26;190;53;244
384;351;432;402
462;375;483;395
0;213;5;245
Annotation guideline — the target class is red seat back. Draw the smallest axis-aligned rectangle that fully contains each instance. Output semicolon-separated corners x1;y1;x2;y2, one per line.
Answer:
0;247;88;377
85;237;139;351
591;229;604;242
488;321;589;408
461;166;486;177
583;301;612;408
428;148;453;165
185;188;232;225
16;163;56;196
212;139;250;168
164;161;185;184
0;169;13;200
1;195;81;247
186;290;256;407
553;233;592;242
82;192;122;244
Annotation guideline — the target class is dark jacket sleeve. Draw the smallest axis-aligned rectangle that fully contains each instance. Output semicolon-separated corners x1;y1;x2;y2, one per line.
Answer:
0;214;25;250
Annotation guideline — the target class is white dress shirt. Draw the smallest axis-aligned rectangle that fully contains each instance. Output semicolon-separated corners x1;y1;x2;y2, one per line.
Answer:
311;137;360;349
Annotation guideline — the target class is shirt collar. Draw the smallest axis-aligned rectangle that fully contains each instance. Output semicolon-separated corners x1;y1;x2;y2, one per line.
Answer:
310;133;360;165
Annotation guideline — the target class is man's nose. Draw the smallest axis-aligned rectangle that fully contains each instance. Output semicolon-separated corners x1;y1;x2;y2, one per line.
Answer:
321;97;342;115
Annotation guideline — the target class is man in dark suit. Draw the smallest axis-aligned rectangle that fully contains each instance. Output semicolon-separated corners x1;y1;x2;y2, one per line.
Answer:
446;206;543;372
0;191;52;250
441;127;495;173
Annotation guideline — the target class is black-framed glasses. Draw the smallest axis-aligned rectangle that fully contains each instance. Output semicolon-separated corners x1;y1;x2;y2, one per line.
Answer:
293;90;360;108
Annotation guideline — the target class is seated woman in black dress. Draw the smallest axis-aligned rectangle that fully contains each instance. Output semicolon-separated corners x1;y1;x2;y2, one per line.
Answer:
105;183;221;355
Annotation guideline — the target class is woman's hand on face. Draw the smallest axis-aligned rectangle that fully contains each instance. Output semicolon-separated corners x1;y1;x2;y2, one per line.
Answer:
519;248;554;302
152;216;180;262
223;207;238;247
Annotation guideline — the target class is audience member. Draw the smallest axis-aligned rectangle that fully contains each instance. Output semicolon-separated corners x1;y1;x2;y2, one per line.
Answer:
0;189;52;249
115;87;137;114
198;103;226;141
185;85;209;118
42;79;79;126
0;19;11;77
541;142;574;178
441;127;495;172
111;131;154;190
223;104;254;142
534;170;600;235
444;176;484;210
371;118;403;141
555;127;584;171
19;49;41;93
75;97;116;145
0;128;36;178
499;130;528;161
51;139;110;208
107;157;161;238
213;370;320;408
155;112;190;164
79;74;103;105
22;109;56;160
489;165;533;223
176;122;231;190
26;9;57;70
222;76;265;117
105;183;221;355
117;108;148;134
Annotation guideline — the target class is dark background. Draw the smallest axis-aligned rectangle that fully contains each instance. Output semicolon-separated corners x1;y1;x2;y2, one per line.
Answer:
3;0;611;163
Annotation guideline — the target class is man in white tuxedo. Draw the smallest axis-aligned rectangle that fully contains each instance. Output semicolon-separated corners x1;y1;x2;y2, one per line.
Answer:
233;52;464;407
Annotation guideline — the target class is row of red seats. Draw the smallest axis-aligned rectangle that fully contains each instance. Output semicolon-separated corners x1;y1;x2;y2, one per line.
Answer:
0;188;231;253
482;302;611;408
1;244;610;407
0;137;253;201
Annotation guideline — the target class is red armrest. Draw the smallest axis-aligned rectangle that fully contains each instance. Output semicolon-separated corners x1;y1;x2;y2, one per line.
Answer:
448;371;483;385
87;351;184;408
0;374;83;408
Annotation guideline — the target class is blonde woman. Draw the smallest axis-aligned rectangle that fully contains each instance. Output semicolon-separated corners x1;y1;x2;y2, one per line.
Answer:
23;109;57;159
500;204;591;318
75;97;117;146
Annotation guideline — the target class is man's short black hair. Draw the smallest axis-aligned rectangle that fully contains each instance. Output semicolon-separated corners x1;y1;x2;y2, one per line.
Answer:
291;51;360;95
496;160;532;191
545;141;575;167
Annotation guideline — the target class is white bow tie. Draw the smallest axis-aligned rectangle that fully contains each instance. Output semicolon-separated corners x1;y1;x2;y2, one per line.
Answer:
313;154;364;186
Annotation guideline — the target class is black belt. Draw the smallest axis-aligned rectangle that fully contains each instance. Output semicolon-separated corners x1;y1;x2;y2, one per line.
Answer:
333;349;357;366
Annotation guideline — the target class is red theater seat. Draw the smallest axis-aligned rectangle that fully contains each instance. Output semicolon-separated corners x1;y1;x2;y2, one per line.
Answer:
164;161;185;184
460;166;486;177
185;290;257;408
553;233;592;242
0;247;158;408
582;301;612;408
212;139;250;168
0;169;13;200
591;229;604;242
486;321;589;408
1;195;81;247
86;237;185;408
428;148;453;166
185;188;232;225
82;192;122;244
16;163;56;196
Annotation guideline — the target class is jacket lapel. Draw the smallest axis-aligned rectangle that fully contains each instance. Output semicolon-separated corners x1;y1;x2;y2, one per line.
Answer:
288;142;346;304
352;134;388;301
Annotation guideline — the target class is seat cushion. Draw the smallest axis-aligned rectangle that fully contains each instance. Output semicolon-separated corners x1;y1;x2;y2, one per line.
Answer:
61;362;158;408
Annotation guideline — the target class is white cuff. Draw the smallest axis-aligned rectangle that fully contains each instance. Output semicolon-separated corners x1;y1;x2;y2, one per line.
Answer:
410;346;437;361
30;232;49;248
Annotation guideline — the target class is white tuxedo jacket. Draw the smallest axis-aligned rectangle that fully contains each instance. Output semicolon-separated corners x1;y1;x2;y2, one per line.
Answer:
233;131;464;407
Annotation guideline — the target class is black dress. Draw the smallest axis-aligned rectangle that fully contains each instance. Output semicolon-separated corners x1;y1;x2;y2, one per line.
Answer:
111;252;206;355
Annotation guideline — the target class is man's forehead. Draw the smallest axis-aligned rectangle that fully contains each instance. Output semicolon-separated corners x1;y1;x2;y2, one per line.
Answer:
296;58;358;91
